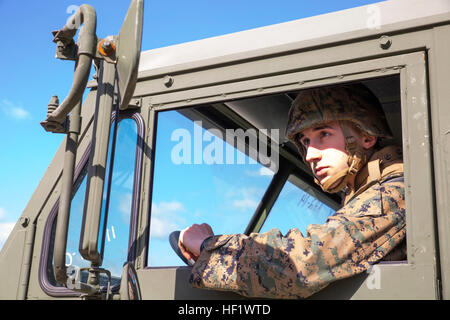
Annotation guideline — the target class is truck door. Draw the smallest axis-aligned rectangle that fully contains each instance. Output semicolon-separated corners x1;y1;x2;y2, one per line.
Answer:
131;50;439;299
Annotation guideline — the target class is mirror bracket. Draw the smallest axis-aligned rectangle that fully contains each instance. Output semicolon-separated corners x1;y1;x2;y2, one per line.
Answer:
66;266;112;300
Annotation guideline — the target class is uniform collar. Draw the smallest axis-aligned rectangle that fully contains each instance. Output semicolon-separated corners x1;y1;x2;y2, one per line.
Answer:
343;145;403;204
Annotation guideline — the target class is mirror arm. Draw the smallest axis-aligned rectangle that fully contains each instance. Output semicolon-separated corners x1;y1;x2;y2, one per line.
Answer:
53;100;82;285
48;4;97;286
41;4;97;132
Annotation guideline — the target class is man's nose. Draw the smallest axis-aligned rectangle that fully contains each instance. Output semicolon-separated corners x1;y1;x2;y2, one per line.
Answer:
305;145;322;163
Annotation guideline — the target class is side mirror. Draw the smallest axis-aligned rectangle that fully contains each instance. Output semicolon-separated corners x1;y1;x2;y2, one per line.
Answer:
119;262;141;300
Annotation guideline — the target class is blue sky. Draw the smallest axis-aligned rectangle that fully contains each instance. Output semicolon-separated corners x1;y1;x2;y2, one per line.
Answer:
0;0;382;252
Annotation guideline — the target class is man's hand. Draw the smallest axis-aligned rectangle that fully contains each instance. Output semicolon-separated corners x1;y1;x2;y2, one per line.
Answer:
179;223;214;262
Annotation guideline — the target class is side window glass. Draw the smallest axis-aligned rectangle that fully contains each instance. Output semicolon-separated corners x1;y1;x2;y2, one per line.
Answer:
100;118;138;281
147;109;275;267
260;177;336;236
47;116;140;289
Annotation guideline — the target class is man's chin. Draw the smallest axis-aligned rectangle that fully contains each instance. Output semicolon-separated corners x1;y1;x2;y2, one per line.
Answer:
316;175;328;185
318;175;342;189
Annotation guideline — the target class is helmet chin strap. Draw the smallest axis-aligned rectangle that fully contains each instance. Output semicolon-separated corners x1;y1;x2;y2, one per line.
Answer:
318;121;369;194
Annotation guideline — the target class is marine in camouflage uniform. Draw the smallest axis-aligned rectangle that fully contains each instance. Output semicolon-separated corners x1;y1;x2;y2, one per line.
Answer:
188;84;406;299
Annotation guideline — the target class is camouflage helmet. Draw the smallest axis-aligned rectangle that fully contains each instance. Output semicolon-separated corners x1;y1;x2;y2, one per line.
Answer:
285;83;393;193
286;83;392;147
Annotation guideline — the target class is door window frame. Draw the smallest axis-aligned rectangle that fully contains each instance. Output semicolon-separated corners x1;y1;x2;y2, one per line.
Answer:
138;51;439;299
38;111;145;297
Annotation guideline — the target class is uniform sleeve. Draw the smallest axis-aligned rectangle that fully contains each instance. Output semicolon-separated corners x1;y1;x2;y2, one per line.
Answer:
189;180;406;299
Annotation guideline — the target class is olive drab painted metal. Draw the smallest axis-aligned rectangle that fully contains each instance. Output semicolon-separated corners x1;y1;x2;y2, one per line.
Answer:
0;0;144;300
40;5;97;133
0;0;450;300
116;0;144;111
46;5;97;287
77;0;144;297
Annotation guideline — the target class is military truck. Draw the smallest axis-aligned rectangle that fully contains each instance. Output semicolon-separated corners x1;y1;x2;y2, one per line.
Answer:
1;0;449;300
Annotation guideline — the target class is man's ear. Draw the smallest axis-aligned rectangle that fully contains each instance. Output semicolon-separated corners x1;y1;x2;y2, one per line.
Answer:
361;134;377;150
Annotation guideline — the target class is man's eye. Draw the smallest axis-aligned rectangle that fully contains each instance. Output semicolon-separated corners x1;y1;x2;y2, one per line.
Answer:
320;131;330;138
300;138;309;147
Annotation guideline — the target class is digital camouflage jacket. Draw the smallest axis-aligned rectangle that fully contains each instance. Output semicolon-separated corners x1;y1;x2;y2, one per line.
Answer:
189;145;405;299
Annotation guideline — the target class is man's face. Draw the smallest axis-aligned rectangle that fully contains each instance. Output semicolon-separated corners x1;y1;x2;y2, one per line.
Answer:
299;121;350;186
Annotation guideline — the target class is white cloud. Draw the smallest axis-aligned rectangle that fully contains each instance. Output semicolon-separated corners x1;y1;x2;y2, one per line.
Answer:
10;107;30;119
226;187;264;211
225;186;260;199
259;166;274;176
243;166;274;178
118;193;132;223
112;170;134;191
233;198;258;209
153;201;184;213
0;222;15;251
1;99;31;120
150;201;186;239
0;207;17;251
